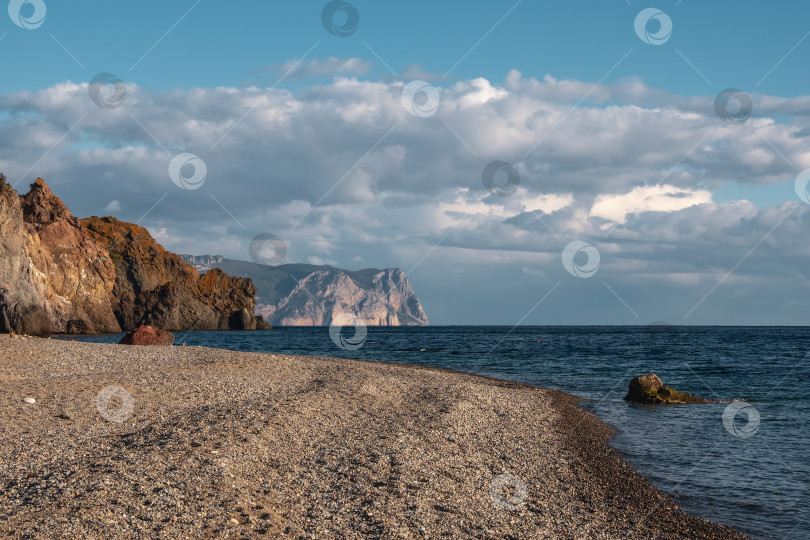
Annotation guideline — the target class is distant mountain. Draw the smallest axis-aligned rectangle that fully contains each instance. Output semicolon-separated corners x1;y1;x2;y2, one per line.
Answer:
181;256;429;327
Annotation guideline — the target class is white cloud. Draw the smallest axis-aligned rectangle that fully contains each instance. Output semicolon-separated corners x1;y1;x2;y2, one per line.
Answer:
521;193;574;214
590;184;713;223
104;200;121;213
3;71;810;323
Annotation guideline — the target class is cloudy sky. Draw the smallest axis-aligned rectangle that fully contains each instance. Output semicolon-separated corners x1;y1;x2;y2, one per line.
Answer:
2;1;810;325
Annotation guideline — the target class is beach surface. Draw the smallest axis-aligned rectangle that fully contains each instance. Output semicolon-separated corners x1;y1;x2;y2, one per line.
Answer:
0;335;746;539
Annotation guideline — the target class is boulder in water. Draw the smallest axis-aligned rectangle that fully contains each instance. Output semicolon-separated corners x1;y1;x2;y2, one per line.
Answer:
626;374;663;401
625;373;712;404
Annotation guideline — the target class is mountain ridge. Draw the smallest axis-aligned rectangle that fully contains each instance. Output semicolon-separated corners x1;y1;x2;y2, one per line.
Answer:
181;255;429;327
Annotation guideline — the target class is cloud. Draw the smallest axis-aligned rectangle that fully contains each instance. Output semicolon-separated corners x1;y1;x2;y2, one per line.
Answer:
2;71;810;323
590;184;713;223
397;63;444;83
104;200;121;213
258;57;372;79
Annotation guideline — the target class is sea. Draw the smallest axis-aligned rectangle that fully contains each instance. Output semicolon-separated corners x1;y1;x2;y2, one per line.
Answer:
62;326;810;539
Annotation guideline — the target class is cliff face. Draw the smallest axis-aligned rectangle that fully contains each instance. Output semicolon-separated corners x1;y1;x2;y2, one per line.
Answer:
21;179;121;333
0;176;268;335
80;217;266;331
0;177;120;335
0;178;51;336
181;257;429;327
261;268;427;326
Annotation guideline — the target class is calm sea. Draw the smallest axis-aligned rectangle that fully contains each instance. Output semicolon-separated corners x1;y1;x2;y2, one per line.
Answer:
63;326;810;539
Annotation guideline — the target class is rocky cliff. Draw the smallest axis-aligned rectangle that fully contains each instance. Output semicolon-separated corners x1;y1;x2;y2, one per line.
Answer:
0;177;52;336
21;179;121;334
0;177;120;335
181;257;429;327
79;217;268;332
0;176;268;335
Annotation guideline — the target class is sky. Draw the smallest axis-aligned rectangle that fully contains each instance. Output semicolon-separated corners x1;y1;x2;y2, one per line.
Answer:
2;0;810;325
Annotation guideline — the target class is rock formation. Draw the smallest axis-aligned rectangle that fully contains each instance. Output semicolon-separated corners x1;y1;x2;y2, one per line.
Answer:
0;176;269;335
81;216;269;331
625;373;712;404
262;268;427;326
21;179;121;334
181;257;429;327
0;175;51;336
0;176;117;336
119;325;175;346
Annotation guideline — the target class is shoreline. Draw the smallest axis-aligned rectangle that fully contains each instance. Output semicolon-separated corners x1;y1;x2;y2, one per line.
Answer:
0;335;747;538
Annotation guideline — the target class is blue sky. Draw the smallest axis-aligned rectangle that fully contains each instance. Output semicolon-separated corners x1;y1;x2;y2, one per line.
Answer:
5;1;808;96
2;1;810;325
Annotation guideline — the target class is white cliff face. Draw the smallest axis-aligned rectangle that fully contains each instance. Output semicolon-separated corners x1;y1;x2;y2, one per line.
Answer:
257;268;428;327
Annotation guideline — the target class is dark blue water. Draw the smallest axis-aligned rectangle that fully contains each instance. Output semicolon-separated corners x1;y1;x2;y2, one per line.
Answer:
63;326;810;539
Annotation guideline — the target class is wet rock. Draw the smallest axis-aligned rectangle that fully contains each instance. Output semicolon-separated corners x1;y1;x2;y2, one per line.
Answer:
625;373;712;404
625;374;663;401
119;325;175;346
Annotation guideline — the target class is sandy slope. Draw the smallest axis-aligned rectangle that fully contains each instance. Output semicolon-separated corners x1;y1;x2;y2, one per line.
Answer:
0;335;746;539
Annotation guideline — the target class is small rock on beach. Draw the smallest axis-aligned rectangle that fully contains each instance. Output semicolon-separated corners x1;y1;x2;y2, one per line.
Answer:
118;325;175;346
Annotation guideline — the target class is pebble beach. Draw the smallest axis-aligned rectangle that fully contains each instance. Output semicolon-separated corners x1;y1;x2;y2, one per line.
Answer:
0;335;747;539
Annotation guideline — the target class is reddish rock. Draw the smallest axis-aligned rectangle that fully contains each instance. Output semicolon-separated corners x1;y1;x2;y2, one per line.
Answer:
0;176;268;334
119;325;174;346
81;216;264;331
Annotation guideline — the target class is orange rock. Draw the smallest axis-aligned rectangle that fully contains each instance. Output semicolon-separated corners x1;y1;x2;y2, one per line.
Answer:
1;175;265;335
118;325;174;346
81;216;261;331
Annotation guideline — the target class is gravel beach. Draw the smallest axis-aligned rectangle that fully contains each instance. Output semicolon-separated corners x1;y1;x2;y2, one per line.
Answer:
0;335;747;539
